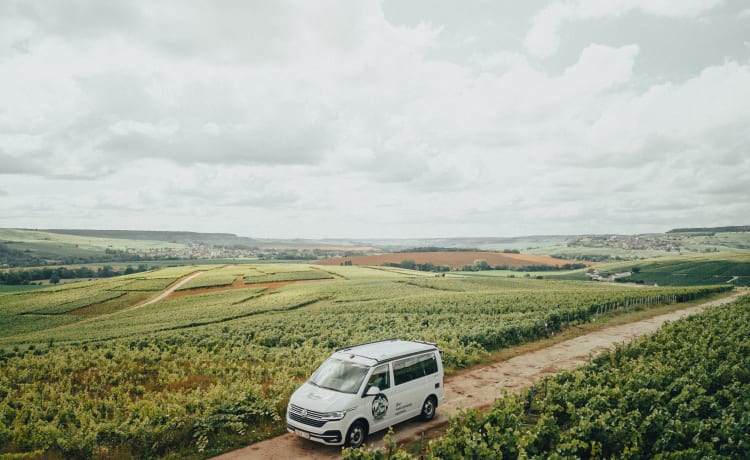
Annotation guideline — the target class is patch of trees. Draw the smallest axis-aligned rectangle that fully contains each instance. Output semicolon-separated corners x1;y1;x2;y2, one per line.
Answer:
553;253;624;262
395;247;479;253
0;244;149;268
668;225;750;234
382;259;586;273
0;243;39;267
259;248;369;261
514;263;588;272
0;265;150;285
258;251;310;260
383;260;451;272
458;260;587;272
224;244;259;251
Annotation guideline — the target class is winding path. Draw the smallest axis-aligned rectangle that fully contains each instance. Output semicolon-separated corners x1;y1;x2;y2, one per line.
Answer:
134;270;204;309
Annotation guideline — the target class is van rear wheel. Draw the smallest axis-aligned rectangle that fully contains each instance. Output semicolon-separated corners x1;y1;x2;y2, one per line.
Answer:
420;396;437;421
345;420;367;448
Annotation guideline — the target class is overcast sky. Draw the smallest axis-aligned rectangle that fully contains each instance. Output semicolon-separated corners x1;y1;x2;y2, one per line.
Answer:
1;1;749;239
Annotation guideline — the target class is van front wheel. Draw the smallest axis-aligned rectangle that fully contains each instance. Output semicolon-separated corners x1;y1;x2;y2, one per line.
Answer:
420;396;437;421
345;420;367;448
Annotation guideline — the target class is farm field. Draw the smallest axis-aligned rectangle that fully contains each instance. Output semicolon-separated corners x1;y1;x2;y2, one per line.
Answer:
0;264;734;458
0;284;46;293
316;251;583;270
347;294;750;459
583;252;750;287
175;265;261;291
494;251;750;287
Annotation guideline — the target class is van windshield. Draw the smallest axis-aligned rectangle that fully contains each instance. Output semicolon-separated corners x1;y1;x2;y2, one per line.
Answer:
309;358;370;394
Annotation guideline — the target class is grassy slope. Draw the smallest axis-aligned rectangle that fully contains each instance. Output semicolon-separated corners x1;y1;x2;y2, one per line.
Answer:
0;229;188;267
0;229;187;251
592;251;750;286
0;284;47;293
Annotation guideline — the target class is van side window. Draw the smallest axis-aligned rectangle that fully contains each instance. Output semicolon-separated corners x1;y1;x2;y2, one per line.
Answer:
366;364;390;391
422;354;438;375
393;353;437;385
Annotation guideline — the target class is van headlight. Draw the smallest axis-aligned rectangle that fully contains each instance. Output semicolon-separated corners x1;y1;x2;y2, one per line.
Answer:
320;407;357;421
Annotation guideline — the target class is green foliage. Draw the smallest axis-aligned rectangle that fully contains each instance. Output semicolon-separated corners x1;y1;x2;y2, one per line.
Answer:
343;428;414;460
243;269;333;284
361;295;750;459
176;265;264;291
0;263;735;458
27;291;126;315
0;265;152;286
113;277;180;292
0;279;139;338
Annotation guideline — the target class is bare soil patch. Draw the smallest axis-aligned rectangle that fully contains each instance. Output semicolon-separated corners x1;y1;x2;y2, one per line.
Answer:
316;251;584;269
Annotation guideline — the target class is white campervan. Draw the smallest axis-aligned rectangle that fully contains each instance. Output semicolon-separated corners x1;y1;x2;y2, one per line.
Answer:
286;338;445;448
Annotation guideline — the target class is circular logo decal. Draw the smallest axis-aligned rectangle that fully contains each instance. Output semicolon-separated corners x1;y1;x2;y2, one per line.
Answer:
300;408;307;417
372;394;388;419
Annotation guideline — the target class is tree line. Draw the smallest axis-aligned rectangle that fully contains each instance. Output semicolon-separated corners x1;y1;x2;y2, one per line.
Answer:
0;244;150;268
0;265;151;285
384;259;586;273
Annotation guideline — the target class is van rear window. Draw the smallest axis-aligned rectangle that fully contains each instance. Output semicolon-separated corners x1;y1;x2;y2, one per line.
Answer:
393;353;438;385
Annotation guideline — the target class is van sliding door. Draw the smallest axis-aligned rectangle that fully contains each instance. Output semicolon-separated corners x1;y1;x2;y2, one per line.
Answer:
390;352;440;424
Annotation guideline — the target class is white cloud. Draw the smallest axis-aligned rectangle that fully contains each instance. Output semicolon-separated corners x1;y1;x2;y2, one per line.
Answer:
525;0;724;58
0;1;747;237
560;43;639;93
0;0;440;177
583;61;750;164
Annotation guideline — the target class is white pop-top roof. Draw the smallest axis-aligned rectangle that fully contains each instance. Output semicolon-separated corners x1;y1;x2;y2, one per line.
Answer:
334;338;437;364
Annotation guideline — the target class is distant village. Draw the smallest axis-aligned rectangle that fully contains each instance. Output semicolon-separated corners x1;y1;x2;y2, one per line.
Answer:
568;234;682;252
567;233;725;254
585;269;634;283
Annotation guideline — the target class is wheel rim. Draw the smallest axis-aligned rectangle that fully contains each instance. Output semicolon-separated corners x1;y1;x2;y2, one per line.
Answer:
424;399;435;417
349;424;364;446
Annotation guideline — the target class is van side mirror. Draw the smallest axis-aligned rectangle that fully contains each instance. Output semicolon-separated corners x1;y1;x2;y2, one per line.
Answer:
366;386;380;396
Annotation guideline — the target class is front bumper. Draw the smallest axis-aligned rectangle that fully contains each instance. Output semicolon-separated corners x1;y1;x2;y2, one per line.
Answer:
287;423;342;445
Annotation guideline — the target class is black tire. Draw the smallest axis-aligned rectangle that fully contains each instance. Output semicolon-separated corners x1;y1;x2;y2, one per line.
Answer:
420;395;437;421
345;420;367;448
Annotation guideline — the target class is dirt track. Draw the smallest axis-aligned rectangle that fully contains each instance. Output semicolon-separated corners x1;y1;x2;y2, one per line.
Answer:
213;291;745;460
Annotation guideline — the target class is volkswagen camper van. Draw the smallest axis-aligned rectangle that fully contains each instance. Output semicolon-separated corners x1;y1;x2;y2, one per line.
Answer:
286;338;444;448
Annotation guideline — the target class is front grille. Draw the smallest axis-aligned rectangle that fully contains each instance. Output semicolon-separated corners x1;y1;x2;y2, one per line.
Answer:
288;404;328;428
